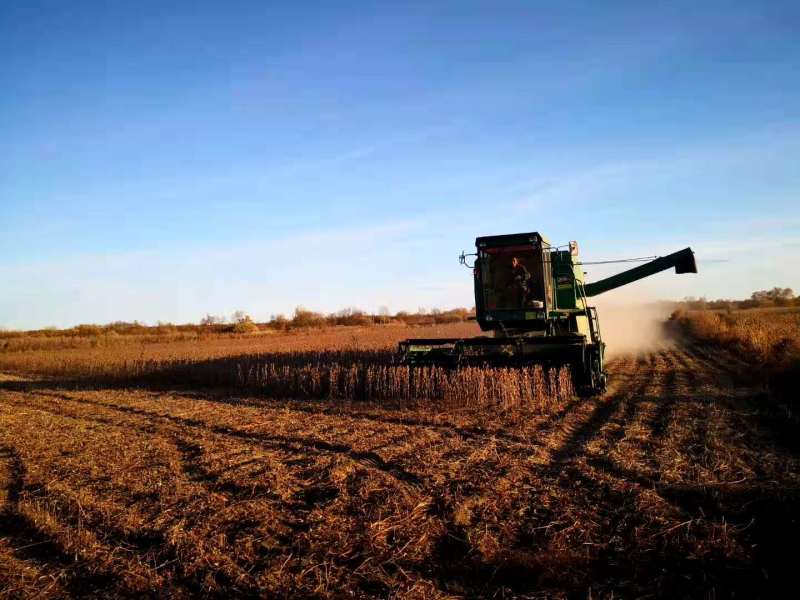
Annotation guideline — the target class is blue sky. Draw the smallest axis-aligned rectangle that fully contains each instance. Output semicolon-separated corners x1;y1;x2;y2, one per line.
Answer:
1;1;799;328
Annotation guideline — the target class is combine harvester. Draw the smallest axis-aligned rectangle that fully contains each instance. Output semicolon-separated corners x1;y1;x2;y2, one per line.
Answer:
399;232;697;395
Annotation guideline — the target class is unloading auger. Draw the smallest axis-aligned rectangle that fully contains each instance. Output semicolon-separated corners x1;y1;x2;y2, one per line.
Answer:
398;232;697;395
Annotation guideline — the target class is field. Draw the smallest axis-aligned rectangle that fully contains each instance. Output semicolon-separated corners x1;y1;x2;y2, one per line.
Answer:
671;306;800;404
1;316;799;598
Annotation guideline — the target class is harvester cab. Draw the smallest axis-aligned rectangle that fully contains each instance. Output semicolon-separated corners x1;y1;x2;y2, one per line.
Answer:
399;232;697;396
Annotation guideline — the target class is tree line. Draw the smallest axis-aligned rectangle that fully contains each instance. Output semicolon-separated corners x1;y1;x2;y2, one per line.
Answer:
0;307;475;337
679;287;798;310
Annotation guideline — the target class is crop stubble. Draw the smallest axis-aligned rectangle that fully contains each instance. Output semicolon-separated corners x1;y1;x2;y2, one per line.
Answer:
1;321;799;597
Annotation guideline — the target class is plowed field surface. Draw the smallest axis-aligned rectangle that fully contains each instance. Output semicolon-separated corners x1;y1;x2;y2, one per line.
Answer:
2;342;798;598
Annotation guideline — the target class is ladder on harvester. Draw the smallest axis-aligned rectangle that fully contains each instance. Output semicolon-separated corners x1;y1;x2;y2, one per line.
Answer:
587;306;602;345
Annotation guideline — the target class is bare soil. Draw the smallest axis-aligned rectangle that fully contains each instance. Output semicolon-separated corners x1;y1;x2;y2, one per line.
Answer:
1;340;799;598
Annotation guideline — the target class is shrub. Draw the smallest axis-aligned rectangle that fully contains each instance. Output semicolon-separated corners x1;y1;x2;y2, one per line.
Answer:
291;307;326;329
267;314;289;331
232;318;259;334
73;324;103;337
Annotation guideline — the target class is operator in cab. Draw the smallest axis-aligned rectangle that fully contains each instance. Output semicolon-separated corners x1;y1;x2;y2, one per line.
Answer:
510;256;531;307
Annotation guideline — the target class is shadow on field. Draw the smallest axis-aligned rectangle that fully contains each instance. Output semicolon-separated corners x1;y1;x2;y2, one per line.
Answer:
15;391;424;487
4;341;800;597
2;348;396;389
0;366;562;446
0;445;130;596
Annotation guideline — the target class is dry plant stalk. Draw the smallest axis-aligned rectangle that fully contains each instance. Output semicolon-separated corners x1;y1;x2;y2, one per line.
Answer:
0;323;572;411
236;360;572;410
2;315;800;597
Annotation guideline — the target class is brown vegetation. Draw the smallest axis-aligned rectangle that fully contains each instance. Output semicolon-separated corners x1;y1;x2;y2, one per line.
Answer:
0;307;475;352
2;316;799;597
680;286;799;311
0;321;569;413
671;306;800;407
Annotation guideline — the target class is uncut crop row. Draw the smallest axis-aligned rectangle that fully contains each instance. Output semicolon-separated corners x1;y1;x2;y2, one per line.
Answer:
237;361;572;410
1;347;572;410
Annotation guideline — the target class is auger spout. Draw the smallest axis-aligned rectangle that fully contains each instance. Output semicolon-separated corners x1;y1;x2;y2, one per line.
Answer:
584;247;697;297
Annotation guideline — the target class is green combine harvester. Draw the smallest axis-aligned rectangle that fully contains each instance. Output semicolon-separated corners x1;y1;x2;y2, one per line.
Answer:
398;232;697;395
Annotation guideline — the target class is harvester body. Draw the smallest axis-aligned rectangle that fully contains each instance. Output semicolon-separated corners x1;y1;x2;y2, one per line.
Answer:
399;232;697;395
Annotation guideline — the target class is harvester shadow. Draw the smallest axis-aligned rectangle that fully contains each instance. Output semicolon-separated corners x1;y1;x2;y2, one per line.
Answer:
546;372;644;466
417;366;655;595
539;349;797;595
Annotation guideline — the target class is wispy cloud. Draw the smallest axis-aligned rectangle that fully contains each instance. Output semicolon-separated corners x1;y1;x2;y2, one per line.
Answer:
0;218;438;329
513;124;800;211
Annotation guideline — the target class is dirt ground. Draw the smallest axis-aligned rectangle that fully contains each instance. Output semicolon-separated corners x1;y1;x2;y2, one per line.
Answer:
1;341;799;598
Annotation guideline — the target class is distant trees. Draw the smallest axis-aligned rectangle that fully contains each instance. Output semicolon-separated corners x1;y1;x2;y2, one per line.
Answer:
200;314;226;326
750;288;795;306
290;307;326;329
231;310;249;324
257;306;474;331
232;319;258;333
329;307;371;327
268;314;289;331
376;306;391;325
680;288;798;310
0;306;477;339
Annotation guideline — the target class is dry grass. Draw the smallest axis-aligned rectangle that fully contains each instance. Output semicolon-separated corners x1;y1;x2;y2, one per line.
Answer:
672;307;800;360
2;320;800;597
0;323;571;412
0;322;476;373
672;307;800;404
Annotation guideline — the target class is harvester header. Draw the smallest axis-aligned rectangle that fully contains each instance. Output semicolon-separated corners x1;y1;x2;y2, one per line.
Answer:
400;232;697;395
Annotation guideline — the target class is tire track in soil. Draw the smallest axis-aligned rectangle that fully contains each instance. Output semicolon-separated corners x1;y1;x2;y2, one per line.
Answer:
606;351;684;469
544;354;650;466
581;348;713;492
604;351;673;452
1;388;429;564
415;356;658;594
3;340;796;598
4;389;435;540
12;390;425;490
527;348;751;597
542;351;674;493
0;444;131;598
0;405;207;598
0;397;323;595
0;445;65;598
165;435;315;590
169;431;341;529
21;387;556;498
